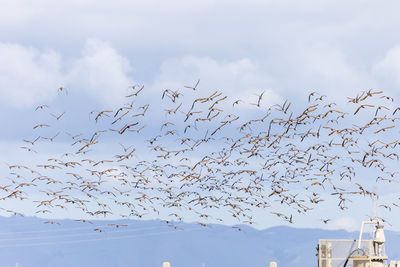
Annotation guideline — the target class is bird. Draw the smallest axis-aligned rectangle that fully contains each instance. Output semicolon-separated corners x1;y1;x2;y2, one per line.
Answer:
232;100;244;107
35;105;49;111
126;85;144;97
354;104;374;115
8;83;400;230
58;87;68;95
33;124;50;129
94;110;112;122
23;136;41;145
184;79;200;90
250;91;265;107
51;112;65;120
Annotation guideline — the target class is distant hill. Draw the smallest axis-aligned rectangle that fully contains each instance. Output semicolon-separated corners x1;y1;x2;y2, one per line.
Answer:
0;216;399;267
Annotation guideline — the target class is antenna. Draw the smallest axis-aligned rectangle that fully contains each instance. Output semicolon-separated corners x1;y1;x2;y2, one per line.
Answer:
371;186;379;239
372;186;378;220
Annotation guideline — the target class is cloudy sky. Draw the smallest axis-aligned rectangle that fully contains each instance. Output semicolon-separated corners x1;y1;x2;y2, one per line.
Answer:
1;0;400;231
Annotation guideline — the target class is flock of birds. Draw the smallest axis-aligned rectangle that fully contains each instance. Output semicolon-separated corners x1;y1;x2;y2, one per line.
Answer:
2;83;400;231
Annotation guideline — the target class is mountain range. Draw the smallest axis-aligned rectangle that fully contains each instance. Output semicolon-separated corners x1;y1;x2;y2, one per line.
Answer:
0;216;399;267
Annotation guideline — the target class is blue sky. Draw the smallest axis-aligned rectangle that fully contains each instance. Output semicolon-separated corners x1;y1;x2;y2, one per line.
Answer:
1;0;400;231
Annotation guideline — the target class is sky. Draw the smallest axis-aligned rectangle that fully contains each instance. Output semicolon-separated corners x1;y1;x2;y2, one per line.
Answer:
1;0;400;232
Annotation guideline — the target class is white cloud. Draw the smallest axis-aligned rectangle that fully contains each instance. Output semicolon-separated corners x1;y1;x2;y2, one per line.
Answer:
0;39;134;108
67;39;134;107
0;1;39;23
289;43;375;98
1;1;400;108
0;43;63;108
303;45;359;83
151;56;281;106
373;45;400;90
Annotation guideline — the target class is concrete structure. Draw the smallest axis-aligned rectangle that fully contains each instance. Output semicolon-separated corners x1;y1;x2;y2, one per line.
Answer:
318;220;398;267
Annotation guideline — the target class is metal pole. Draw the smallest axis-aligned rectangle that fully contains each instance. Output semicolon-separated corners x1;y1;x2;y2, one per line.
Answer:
358;220;377;249
358;221;365;249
